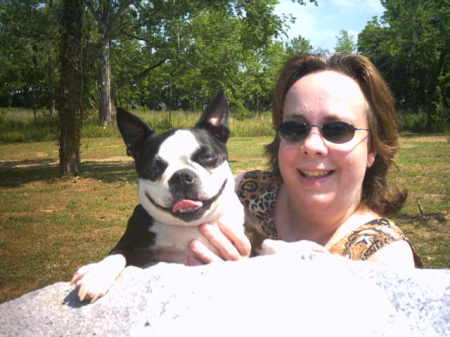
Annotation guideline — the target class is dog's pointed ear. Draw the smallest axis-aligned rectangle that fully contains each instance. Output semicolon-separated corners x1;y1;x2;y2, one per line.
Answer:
117;108;154;159
195;91;230;143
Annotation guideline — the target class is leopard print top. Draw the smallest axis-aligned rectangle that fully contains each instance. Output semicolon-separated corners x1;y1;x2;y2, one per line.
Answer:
237;170;422;267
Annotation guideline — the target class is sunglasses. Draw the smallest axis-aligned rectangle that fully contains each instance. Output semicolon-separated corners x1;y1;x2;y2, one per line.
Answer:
278;120;369;144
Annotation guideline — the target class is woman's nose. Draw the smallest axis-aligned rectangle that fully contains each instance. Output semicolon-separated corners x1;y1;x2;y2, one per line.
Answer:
301;127;328;157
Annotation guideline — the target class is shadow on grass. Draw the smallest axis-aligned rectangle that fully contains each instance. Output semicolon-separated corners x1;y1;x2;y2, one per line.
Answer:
396;212;449;232
0;159;137;187
82;161;136;183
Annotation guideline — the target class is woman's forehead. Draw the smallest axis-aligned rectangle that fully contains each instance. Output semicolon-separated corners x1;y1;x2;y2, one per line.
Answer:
283;71;369;121
288;71;365;101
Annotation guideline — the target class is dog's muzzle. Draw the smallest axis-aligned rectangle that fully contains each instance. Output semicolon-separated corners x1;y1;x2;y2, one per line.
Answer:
144;178;228;222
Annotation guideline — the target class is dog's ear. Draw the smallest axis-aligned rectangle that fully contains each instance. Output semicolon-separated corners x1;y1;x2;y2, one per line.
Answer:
117;108;154;159
195;91;230;143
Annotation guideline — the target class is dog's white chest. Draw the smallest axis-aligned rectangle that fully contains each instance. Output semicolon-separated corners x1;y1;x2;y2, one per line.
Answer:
150;222;214;264
152;223;203;250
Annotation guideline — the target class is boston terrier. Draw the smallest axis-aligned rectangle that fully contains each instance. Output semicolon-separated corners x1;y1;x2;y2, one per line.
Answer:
71;92;250;302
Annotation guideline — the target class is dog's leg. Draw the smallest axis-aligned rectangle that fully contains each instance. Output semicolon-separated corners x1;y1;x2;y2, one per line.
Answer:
71;254;126;303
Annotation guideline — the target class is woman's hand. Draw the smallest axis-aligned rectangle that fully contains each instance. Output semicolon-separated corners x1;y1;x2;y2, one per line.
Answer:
189;173;251;265
189;221;251;264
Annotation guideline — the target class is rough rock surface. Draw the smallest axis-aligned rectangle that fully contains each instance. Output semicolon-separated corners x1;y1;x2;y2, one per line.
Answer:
0;252;449;337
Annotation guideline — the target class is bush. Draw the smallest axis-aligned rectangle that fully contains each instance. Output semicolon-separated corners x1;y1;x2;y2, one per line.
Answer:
231;114;274;137
1;131;26;143
429;86;449;132
82;124;119;138
0;107;273;142
398;107;450;133
0;117;58;143
398;110;429;133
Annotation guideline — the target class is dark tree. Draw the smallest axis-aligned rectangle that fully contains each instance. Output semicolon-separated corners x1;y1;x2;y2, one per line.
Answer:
57;0;84;176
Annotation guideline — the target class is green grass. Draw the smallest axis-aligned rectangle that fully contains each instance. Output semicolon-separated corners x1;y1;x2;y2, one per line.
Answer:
0;133;449;304
0;108;275;143
2;107;449;143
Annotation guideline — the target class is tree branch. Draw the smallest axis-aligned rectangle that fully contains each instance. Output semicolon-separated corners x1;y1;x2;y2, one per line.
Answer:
116;57;169;89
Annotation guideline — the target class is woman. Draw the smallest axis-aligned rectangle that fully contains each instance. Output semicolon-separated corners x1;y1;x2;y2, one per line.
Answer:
190;53;422;268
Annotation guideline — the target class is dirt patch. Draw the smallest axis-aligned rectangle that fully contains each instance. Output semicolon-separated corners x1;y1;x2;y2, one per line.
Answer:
82;156;131;162
401;135;448;143
0;155;132;169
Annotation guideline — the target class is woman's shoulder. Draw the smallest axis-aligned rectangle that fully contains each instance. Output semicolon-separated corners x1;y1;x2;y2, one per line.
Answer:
236;170;278;187
236;170;280;205
235;170;280;238
330;218;422;267
348;218;406;242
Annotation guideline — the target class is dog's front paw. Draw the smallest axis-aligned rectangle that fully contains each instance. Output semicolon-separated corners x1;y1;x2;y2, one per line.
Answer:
71;263;117;303
259;239;328;256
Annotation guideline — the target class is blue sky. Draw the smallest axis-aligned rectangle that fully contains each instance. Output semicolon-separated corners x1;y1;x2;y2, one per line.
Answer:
274;0;385;52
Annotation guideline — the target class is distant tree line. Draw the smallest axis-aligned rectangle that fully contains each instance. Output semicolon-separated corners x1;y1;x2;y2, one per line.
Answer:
0;0;320;175
358;0;449;131
0;0;447;175
0;0;318;124
1;1;446;122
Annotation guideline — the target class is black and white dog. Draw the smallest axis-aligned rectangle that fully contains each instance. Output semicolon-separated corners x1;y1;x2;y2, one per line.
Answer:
71;92;249;302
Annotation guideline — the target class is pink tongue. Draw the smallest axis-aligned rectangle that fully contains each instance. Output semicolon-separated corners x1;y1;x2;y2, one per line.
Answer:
172;199;203;213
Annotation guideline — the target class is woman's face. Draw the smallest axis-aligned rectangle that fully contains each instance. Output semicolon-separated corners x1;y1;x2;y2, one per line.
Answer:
278;70;376;213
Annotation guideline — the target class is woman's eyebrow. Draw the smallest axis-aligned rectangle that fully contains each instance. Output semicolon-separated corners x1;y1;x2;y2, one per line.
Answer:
284;113;306;121
322;114;342;122
284;113;342;122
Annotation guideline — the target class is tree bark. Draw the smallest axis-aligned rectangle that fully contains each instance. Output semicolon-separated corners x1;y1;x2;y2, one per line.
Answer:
98;39;114;126
47;53;56;116
56;0;84;176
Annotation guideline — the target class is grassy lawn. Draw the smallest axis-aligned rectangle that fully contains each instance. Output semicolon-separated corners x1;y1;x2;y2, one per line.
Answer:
0;134;449;303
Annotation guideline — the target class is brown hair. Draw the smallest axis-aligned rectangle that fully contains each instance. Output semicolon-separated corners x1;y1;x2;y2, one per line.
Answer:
266;53;407;216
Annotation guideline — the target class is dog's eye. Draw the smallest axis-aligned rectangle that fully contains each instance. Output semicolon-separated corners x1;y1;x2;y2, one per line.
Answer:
144;157;167;181
192;146;218;167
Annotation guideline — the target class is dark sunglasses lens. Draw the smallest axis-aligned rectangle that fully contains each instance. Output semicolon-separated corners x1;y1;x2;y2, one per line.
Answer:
279;121;309;142
322;121;355;143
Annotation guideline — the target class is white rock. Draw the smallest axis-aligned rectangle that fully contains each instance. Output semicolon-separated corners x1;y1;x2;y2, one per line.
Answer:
0;252;448;337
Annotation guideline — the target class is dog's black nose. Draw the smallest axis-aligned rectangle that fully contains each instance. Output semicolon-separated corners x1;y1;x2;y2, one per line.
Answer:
169;169;198;188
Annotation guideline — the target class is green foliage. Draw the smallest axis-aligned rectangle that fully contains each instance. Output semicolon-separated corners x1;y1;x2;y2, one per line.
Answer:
430;84;449;132
398;109;450;134
81;123;119;139
398;110;430;133
4;104;448;144
0;0;321;116
0;112;58;143
358;0;449;132
0;0;59;110
335;30;356;53
0;108;275;143
284;34;313;56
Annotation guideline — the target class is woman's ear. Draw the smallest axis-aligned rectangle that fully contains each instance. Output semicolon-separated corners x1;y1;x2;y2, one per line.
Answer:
367;152;376;168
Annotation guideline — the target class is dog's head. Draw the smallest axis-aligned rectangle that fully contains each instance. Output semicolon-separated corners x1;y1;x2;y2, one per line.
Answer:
117;92;234;226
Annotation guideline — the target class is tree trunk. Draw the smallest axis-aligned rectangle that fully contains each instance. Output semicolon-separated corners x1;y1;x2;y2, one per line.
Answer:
56;0;84;177
47;54;56;116
98;39;114;126
47;0;56;116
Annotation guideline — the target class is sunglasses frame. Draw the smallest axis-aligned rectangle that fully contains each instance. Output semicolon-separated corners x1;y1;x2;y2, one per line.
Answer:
278;119;369;144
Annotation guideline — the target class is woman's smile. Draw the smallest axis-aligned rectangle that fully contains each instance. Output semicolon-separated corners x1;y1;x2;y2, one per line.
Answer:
295;168;336;190
297;169;334;178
